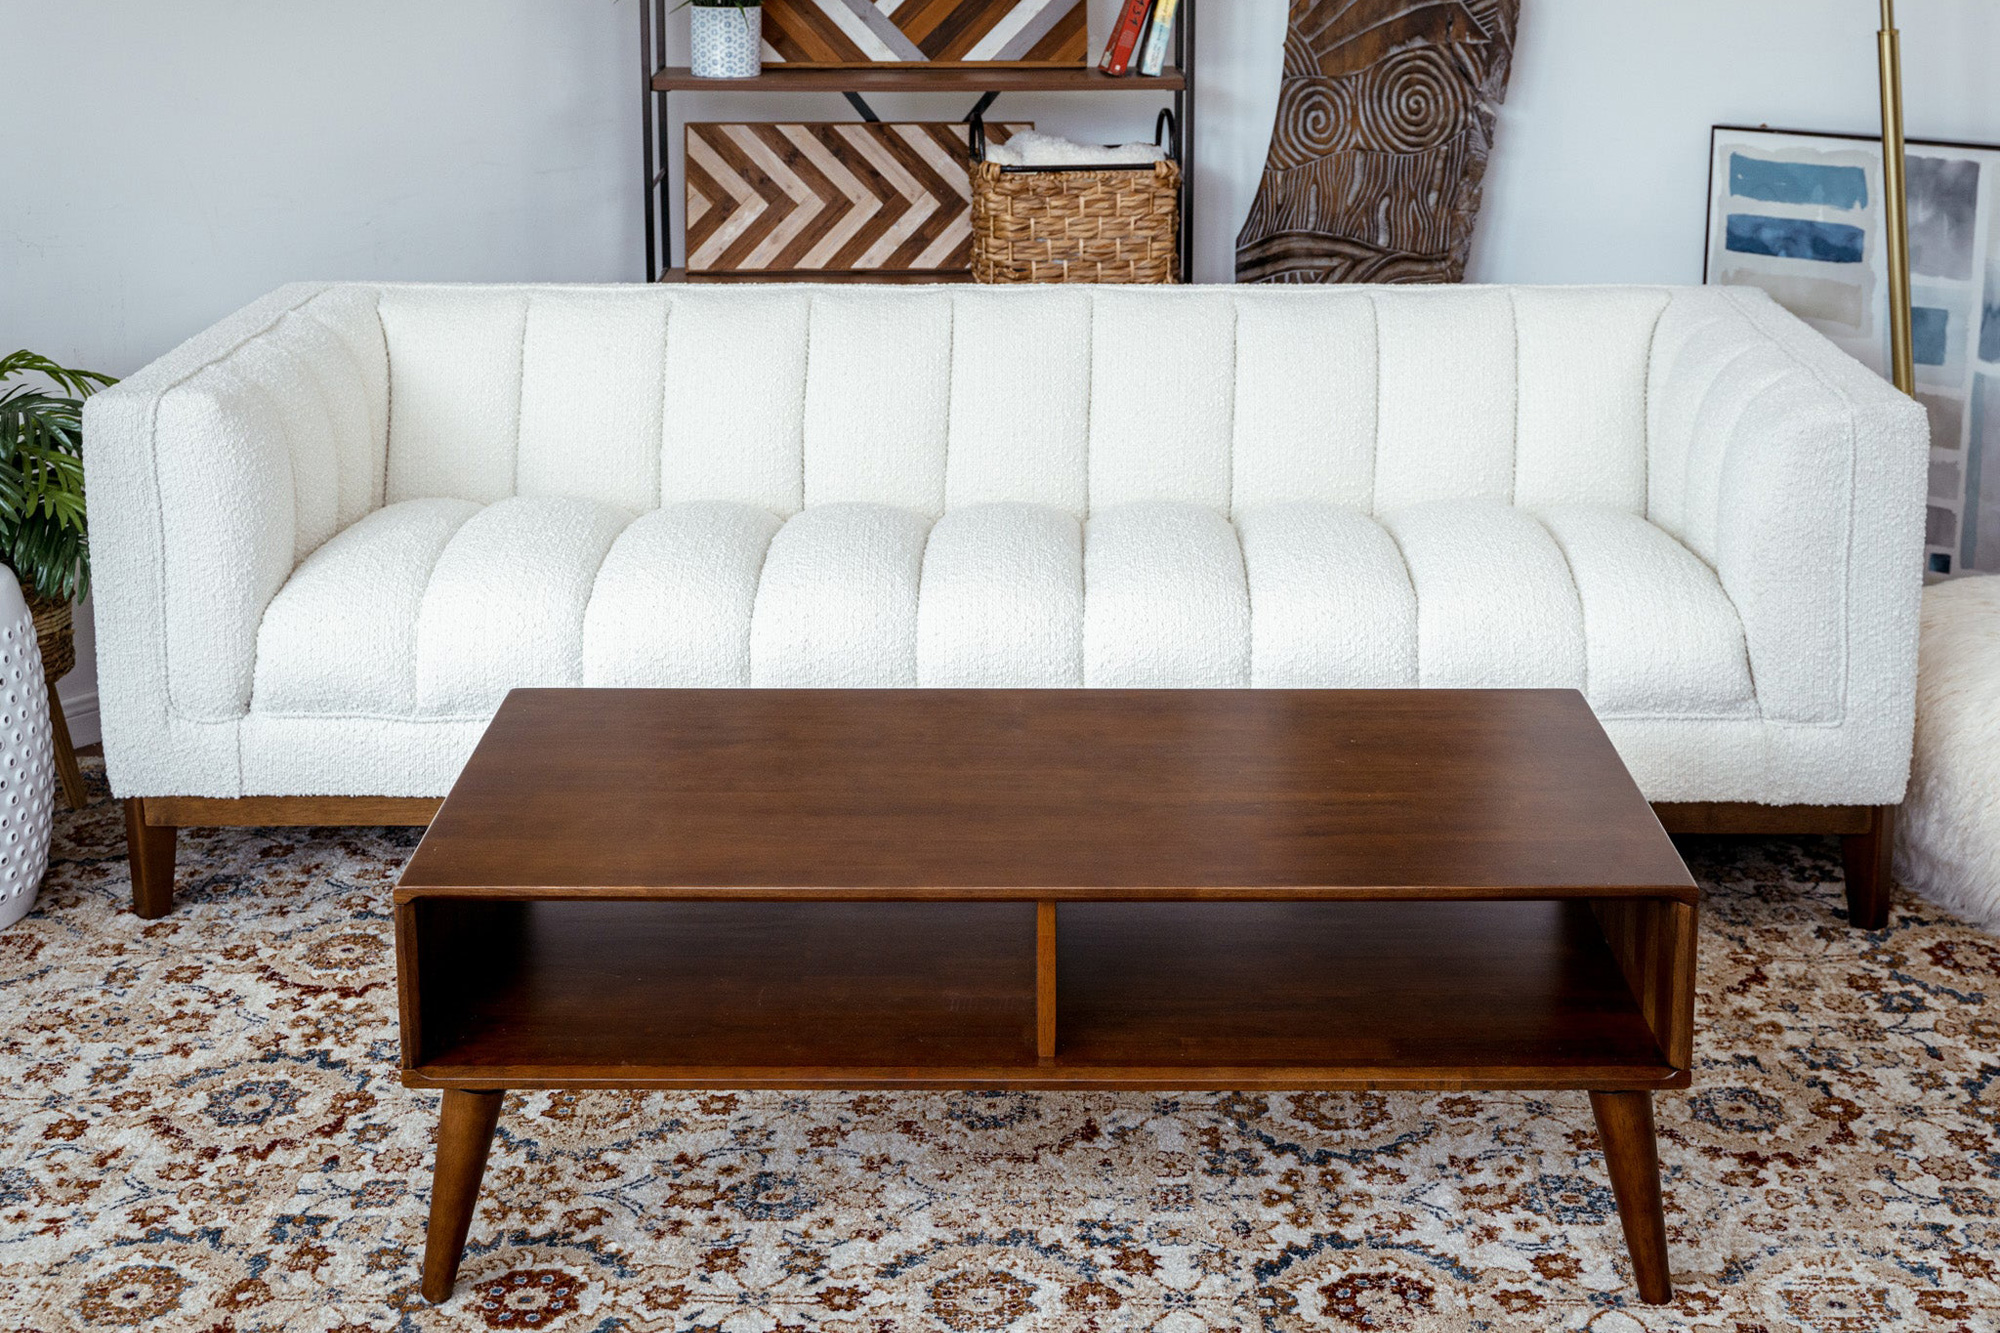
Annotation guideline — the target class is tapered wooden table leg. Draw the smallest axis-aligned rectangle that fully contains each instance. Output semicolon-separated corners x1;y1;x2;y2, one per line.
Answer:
422;1088;505;1304
1589;1090;1671;1304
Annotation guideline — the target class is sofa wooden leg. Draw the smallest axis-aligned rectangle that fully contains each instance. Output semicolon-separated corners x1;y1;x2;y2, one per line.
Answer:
1840;804;1896;930
124;798;177;919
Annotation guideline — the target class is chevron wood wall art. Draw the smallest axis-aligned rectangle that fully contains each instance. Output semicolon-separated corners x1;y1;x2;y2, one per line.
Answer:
685;122;1025;275
761;0;1086;67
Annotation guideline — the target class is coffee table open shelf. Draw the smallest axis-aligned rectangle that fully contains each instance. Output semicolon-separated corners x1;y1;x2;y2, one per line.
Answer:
398;899;1684;1091
396;689;1695;1307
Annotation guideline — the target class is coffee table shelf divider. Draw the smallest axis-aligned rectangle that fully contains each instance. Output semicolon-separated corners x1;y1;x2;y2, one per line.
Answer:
1036;901;1058;1062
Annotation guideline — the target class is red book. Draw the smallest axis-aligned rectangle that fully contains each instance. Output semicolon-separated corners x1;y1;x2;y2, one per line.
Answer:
1098;0;1154;77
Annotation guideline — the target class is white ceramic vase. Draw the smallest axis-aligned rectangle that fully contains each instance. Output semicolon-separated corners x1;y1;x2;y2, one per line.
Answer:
0;577;52;928
691;3;762;79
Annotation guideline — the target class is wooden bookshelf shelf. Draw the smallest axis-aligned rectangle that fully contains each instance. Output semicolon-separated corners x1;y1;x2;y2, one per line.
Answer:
657;267;976;285
651;64;1186;93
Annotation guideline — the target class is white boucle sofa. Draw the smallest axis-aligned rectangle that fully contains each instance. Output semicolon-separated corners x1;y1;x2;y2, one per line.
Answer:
84;282;1928;920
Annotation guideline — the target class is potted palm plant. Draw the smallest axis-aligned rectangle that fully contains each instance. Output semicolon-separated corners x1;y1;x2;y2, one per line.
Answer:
0;350;110;820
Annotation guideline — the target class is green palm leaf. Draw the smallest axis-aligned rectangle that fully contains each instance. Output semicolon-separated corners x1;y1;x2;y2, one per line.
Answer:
0;350;113;603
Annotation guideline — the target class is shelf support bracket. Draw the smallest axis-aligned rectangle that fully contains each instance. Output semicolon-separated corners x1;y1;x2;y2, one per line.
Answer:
963;90;1001;123
843;91;881;123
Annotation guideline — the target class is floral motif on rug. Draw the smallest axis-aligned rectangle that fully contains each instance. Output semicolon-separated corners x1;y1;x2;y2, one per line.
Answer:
1;764;1996;1331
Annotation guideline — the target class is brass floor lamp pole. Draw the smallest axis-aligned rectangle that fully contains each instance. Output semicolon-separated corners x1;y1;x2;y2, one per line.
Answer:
1880;0;1916;396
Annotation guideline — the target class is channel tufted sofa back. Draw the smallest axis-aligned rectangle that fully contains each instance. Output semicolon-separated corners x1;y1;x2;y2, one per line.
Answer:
243;282;1879;578
365;284;1682;522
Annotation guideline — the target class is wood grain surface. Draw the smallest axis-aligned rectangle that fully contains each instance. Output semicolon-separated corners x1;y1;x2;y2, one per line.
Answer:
686;122;1023;274
397;688;1694;899
761;0;1086;66
1237;0;1520;284
394;684;1691;1304
397;898;1683;1091
652;65;1181;92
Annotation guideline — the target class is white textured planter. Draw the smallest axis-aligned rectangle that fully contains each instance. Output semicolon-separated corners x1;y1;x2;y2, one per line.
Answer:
691;4;762;79
0;578;52;929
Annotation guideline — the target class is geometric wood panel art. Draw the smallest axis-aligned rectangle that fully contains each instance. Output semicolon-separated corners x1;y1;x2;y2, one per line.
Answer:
760;0;1087;66
686;122;1025;275
1237;0;1520;284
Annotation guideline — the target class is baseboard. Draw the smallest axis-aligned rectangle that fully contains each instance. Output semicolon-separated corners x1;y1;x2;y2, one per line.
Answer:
55;686;99;749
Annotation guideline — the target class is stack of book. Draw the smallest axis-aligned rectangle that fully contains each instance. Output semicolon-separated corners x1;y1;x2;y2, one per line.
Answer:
1097;0;1182;79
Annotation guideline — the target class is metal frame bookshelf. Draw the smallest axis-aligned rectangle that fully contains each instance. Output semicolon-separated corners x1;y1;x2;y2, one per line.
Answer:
639;0;1196;282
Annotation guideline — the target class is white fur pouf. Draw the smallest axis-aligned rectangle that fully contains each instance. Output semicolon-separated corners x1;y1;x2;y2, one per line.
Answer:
1896;574;2000;930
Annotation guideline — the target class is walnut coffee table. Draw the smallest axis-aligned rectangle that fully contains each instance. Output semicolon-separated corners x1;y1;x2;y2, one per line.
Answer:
395;688;1695;1305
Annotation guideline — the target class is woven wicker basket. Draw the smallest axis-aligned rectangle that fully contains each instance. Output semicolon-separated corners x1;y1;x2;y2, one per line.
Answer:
26;593;74;686
969;111;1181;285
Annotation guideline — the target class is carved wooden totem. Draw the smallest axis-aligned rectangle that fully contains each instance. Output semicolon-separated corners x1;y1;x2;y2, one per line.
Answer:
1236;0;1520;284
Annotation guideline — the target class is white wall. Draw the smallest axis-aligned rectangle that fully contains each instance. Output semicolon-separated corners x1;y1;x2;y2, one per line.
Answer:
6;0;1999;738
1473;0;2000;282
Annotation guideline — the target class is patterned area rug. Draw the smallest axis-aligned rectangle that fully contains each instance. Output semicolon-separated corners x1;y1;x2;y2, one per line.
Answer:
2;764;1998;1332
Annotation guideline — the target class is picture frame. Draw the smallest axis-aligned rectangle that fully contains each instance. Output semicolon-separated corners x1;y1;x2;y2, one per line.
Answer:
1705;124;2000;576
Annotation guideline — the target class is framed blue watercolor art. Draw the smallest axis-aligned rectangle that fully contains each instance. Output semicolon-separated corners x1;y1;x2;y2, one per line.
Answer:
1707;124;2000;577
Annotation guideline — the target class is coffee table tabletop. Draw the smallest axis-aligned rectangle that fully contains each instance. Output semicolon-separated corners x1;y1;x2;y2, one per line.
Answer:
398;688;1695;900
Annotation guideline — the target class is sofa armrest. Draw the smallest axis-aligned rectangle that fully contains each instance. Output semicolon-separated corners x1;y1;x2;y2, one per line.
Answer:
83;283;388;795
1648;288;1928;741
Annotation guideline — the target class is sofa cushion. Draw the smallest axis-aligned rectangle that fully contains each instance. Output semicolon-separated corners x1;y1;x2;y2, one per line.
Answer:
252;498;481;716
803;293;953;516
944;292;1092;518
583;502;783;687
378;287;529;506
517;290;670;513
1372;291;1518;511
661;288;809;514
1537;504;1755;719
1383;500;1586;689
1088;292;1239;512
415;496;631;715
1237;502;1417;688
251;496;1754;723
749;502;932;687
1230;293;1378;514
1084;502;1251;686
918;504;1083;686
1511;287;1668;512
